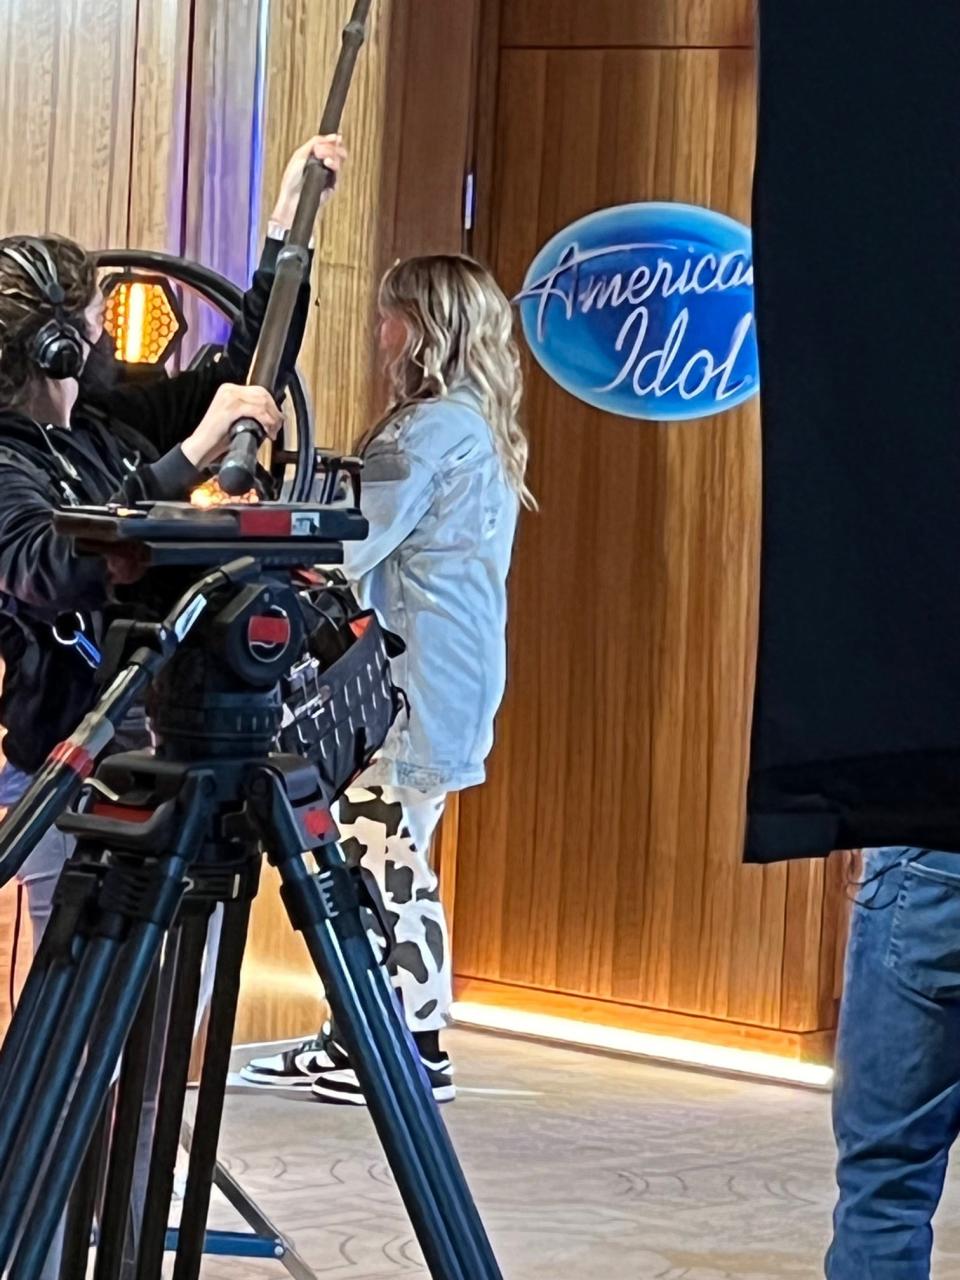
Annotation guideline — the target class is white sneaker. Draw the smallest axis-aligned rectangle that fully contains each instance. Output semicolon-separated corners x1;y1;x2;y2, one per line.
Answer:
239;1023;347;1088
311;1053;456;1106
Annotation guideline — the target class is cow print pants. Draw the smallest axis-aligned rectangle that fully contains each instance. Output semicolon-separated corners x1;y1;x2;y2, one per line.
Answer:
334;781;451;1033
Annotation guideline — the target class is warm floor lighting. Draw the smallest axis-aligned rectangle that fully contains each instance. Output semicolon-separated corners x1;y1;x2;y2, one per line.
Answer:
451;1001;834;1089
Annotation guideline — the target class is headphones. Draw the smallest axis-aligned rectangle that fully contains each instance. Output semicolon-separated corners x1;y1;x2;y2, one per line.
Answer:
0;236;86;380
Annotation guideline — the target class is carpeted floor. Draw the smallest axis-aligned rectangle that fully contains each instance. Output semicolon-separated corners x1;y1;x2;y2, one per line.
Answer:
187;1029;960;1280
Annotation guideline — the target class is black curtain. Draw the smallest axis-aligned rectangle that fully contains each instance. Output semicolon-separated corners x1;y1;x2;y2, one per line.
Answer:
746;1;960;862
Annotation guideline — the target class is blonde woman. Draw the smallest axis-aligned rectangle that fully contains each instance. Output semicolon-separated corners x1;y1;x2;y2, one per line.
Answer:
243;254;533;1104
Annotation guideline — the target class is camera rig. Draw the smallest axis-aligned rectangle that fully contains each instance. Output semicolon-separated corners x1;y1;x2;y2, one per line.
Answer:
0;496;502;1280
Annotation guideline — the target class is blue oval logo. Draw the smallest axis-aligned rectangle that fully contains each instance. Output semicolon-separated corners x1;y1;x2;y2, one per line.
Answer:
515;202;759;422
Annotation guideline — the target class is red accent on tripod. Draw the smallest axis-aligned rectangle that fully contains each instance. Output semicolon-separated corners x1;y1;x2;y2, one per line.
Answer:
49;741;95;779
237;509;292;537
89;804;155;825
304;807;336;839
247;616;292;646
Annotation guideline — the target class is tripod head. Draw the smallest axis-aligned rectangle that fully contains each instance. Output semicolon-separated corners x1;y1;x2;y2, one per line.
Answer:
58;448;366;567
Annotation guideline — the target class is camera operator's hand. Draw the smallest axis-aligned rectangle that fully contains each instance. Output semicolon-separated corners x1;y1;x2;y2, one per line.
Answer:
270;134;348;232
183;383;283;470
106;543;149;587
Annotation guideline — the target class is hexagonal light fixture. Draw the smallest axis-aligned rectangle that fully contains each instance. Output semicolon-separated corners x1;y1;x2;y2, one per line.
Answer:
99;272;187;366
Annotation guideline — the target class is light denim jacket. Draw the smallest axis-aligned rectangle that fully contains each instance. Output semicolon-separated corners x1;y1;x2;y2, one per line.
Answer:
342;388;519;794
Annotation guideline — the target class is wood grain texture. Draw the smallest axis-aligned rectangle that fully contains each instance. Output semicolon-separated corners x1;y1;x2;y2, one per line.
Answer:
126;0;193;252
258;0;397;457
453;34;845;1037
501;0;755;49
0;0;138;244
456;977;838;1064
381;0;480;260
235;865;327;1045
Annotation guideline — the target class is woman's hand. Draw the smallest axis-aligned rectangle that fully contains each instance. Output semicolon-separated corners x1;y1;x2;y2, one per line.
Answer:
270;134;348;232
182;383;283;470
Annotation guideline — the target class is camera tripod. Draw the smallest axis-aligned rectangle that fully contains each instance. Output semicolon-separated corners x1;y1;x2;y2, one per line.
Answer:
0;533;503;1280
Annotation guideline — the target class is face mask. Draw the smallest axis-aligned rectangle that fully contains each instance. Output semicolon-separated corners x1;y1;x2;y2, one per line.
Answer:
78;330;120;399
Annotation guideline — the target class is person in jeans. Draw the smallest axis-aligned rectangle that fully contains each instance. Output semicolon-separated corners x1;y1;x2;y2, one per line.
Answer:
828;846;960;1278
242;253;534;1105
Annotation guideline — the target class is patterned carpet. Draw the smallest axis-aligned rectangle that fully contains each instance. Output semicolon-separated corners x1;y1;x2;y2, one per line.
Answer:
187;1029;960;1280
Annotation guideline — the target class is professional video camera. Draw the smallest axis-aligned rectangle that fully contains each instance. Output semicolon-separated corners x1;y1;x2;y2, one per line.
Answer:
0;5;502;1280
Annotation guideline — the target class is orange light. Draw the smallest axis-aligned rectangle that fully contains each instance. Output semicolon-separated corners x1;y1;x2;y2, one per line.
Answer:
123;283;147;363
102;278;182;365
189;478;260;508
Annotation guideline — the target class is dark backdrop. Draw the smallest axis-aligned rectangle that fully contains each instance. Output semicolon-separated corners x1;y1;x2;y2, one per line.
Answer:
747;0;960;861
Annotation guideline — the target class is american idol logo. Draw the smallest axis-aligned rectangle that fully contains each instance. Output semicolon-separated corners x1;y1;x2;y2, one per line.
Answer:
514;203;759;422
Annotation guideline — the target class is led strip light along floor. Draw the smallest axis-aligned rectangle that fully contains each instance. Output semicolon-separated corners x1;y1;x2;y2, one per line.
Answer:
451;1001;834;1089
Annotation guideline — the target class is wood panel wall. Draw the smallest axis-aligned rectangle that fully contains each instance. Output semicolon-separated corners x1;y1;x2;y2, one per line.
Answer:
500;0;754;49
0;0;139;246
453;0;849;1054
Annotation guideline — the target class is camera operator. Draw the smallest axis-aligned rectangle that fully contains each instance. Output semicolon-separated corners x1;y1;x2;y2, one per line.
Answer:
0;133;347;950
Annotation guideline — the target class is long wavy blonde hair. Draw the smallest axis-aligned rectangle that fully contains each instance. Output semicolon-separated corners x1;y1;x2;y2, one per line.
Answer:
361;253;535;509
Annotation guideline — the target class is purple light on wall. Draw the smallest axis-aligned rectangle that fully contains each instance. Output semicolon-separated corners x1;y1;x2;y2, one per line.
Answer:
247;0;271;281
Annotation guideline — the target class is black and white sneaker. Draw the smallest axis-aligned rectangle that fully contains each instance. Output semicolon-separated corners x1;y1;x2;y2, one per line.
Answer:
240;1023;349;1088
311;1053;456;1106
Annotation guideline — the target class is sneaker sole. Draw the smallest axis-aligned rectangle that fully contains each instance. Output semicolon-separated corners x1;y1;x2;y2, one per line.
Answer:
311;1082;457;1106
239;1070;317;1088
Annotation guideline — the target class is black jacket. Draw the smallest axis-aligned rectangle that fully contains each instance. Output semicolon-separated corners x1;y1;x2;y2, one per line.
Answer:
0;237;309;772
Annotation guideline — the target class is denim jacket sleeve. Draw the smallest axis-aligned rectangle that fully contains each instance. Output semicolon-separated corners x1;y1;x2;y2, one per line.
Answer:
340;433;437;580
341;395;492;580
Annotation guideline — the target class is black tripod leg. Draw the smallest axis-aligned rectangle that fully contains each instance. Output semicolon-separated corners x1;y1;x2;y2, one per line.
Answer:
119;927;183;1280
92;960;162;1280
134;911;209;1280
0;925;80;1100
9;918;170;1280
0;856;107;1165
0;934;123;1267
173;895;253;1280
257;775;503;1280
60;1100;112;1280
0;956;79;1166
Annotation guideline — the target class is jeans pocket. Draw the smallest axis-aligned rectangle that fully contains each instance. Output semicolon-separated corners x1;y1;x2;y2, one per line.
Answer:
884;861;960;999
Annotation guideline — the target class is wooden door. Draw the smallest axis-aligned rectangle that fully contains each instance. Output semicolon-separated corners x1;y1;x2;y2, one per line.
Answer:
453;1;848;1048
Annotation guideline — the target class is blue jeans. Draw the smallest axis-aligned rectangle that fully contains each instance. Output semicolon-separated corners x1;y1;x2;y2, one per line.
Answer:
828;847;960;1278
